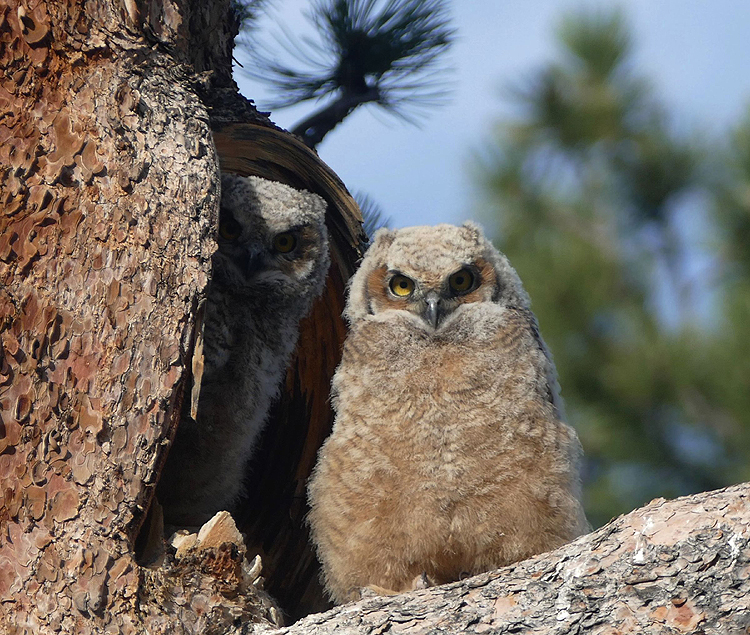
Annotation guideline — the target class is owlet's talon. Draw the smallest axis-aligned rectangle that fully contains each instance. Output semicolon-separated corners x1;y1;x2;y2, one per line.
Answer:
359;584;400;599
411;572;433;591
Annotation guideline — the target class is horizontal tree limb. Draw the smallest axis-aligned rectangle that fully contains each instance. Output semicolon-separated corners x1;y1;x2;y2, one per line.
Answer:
261;483;750;634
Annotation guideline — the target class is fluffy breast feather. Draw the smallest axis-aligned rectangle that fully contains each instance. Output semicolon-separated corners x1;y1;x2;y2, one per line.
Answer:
327;303;578;506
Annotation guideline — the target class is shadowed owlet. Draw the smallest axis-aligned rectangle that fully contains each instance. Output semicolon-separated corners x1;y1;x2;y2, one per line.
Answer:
158;174;330;528
307;222;589;604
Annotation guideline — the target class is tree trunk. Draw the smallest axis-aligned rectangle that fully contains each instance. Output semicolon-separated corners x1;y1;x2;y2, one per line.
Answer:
0;0;361;632
265;483;750;635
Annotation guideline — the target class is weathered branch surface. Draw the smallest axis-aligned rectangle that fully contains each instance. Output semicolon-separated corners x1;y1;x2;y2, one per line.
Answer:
267;483;750;635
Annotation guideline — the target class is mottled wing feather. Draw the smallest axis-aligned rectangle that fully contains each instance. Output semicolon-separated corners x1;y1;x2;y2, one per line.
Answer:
510;306;566;420
237;264;349;617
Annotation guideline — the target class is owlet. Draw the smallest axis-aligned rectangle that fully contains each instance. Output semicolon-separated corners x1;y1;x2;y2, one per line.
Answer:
307;222;589;604
158;174;330;528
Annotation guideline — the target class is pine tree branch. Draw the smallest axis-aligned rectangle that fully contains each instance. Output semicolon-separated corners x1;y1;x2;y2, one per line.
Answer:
290;87;381;148
262;483;750;634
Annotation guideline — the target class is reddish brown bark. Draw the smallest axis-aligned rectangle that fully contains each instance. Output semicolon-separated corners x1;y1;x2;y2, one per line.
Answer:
0;0;228;631
0;0;361;632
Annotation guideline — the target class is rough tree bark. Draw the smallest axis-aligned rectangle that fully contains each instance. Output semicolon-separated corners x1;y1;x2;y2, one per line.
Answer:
2;1;749;634
0;0;242;631
0;0;362;632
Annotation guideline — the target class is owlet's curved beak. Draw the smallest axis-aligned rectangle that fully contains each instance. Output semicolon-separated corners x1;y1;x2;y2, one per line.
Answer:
243;247;265;277
423;292;441;329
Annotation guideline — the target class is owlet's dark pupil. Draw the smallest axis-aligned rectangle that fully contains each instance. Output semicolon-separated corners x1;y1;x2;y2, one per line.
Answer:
398;280;408;289
455;276;465;285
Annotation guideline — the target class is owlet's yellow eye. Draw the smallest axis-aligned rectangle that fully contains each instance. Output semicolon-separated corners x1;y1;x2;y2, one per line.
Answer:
273;232;297;253
449;268;474;293
219;216;242;241
389;274;415;297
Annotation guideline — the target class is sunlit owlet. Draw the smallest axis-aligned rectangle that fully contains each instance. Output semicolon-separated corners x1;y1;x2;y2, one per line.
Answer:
308;222;588;604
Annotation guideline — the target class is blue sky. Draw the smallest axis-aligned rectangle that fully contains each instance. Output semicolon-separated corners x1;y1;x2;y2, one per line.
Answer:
234;1;750;229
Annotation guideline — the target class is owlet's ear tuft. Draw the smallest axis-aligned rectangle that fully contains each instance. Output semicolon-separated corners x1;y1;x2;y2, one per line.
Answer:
460;220;485;245
369;227;396;250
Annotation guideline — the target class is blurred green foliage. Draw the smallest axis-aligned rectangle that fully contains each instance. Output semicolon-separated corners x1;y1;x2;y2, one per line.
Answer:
479;9;750;527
